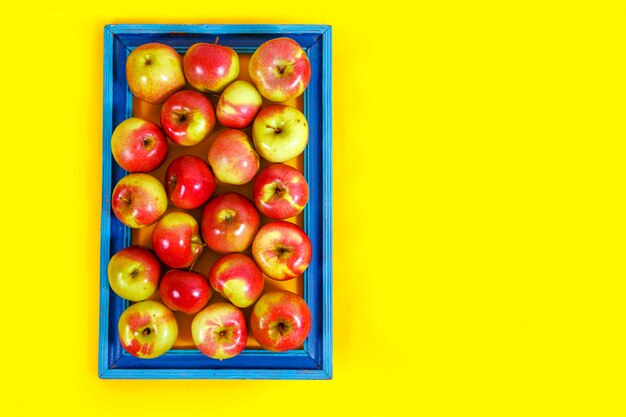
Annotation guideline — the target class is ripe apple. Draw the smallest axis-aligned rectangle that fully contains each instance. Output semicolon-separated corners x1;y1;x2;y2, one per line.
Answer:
216;80;262;128
249;37;311;102
165;155;216;209
252;221;311;281
111;117;168;173
250;290;311;352
160;90;216;146
107;246;161;301
159;270;212;315
209;254;264;308
201;192;260;254
183;43;239;93
111;173;167;228
253;164;309;219
192;302;247;360
151;212;204;269
252;105;309;163
207;129;260;185
126;43;186;104
118;300;178;359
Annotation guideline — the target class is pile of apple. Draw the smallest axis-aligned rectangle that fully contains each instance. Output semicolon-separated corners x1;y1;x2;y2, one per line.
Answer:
107;37;314;360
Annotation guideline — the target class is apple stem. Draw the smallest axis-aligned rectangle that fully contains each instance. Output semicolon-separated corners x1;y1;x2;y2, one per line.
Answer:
188;259;197;272
215;36;219;45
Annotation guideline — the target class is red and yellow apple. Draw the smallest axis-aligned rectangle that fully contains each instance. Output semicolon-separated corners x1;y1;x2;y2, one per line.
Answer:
207;129;260;185
249;37;311;102
159;270;212;315
165;155;216;209
151;212;204;269
253;164;309;219
201;192;260;254
192;302;248;360
118;300;178;359
252;105;309;163
209;254;264;308
111;117;168;173
183;43;239;93
216;80;262;128
126;43;186;104
160;90;216;146
252;221;311;281
250;290;311;352
108;246;161;301
111;173;167;228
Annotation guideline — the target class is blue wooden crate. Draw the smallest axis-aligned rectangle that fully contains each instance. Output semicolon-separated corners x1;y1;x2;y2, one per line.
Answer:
99;24;332;380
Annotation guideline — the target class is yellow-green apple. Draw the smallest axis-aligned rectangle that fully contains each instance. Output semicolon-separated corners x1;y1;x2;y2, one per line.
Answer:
111;118;168;173
200;192;260;254
209;254;264;308
159;270;212;315
107;246;161;301
253;164;309;219
252;221;311;281
252;105;309;163
151;212;204;269
165;155;216;209
249;37;311;102
160;90;216;146
207;129;260;185
216;80;262;128
118;300;178;359
183;43;239;94
111;173;167;228
250;290;311;352
191;302;247;360
126;43;186;104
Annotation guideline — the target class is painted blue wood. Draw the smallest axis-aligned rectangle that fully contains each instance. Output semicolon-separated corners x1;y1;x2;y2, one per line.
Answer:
100;24;332;379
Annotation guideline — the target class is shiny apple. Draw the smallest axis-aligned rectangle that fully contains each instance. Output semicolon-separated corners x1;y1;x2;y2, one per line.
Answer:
200;192;260;254
151;212;204;269
192;302;247;360
253;164;309;219
160;90;216;146
111;117;168;173
118;300;178;358
252;221;311;281
216;80;262;128
165;155;216;209
183;43;239;93
111;173;167;228
126;43;186;104
209;253;264;308
159;270;212;315
207;129;260;185
107;246;161;301
252;105;308;163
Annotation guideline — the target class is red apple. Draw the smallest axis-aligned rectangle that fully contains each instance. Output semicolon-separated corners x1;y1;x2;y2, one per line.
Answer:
160;90;216;146
108;246;161;301
118;300;178;358
159;270;212;315
192;302;247;360
250;290;311;352
209;254;264;308
183;43;239;94
151;212;204;269
200;192;260;254
251;221;311;281
111;117;168;173
165;155;216;209
216;80;262;128
111;173;168;228
252;105;308;163
253;164;309;219
249;37;311;102
126;43;186;104
207;129;260;185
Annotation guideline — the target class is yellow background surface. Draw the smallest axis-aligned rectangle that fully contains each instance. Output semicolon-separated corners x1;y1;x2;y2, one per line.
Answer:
0;1;624;415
